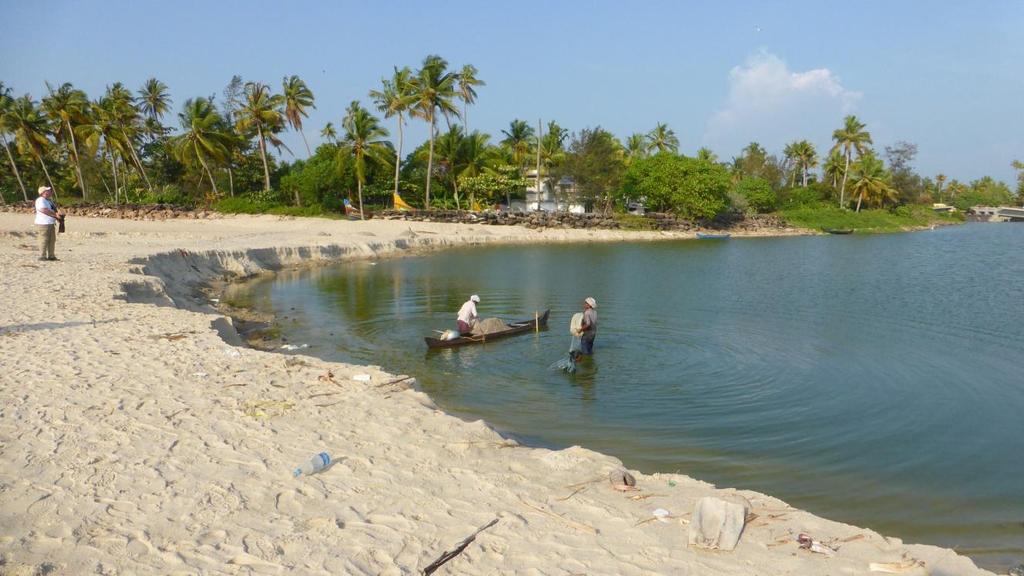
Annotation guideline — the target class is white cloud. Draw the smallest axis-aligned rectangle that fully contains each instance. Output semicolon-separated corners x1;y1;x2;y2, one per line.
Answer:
703;52;861;157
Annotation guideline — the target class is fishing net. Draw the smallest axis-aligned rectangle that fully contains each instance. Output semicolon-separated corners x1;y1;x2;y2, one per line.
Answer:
471;317;511;336
550;313;584;373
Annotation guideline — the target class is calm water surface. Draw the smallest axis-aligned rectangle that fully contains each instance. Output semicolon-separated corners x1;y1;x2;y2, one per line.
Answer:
230;223;1024;571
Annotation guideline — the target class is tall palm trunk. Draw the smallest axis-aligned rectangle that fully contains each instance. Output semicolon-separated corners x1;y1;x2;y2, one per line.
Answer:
300;128;311;157
227;164;235;197
120;128;152;192
357;179;365;220
838;151;851;208
34;151;57;200
66;119;87;200
425;113;435;209
393;113;404;198
1;134;28;200
194;140;218;196
855;189;865;213
256;125;271;191
801;166;809;188
109;149;120;205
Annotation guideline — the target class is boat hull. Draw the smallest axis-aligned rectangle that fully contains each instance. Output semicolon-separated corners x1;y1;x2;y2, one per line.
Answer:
425;309;550;349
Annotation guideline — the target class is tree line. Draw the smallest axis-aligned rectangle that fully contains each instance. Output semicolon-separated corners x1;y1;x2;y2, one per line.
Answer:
3;55;1022;218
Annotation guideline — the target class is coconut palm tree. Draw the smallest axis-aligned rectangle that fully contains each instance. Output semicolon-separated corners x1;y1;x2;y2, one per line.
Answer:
42;82;90;199
90;94;132;203
645;122;679;154
6;95;57;196
282;75;316;157
434;125;467;207
831;115;872;208
172;97;233;197
410;55;460;209
935;173;947;202
0;83;29;200
456;64;484;131
501;119;534;173
695;147;718;164
235;81;287;191
850;152;896;212
320;122;337;144
137;77;171;141
786;140;818;187
339;100;390;219
103;83;153;192
369;66;416;199
623;133;648;167
823;148;845;189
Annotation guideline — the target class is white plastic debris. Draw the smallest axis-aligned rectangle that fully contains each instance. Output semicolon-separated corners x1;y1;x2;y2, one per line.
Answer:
352;374;372;382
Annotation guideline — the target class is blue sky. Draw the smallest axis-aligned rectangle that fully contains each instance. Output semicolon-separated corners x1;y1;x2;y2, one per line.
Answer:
2;0;1022;184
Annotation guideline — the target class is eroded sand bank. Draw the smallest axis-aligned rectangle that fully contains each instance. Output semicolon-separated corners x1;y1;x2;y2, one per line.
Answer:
0;213;990;575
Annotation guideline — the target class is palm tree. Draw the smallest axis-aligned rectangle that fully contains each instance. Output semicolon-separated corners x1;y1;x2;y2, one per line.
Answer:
137;77;171;141
831;115;872;208
103;83;153;192
456;64;484;131
695;147;718;163
172;97;232;197
90;94;132;203
235;82;286;191
434;125;467;207
369;66;416;199
850;152;896;212
410;55;460;209
0;83;29;200
6;95;57;196
823;148;845;189
786;140;818;187
339;101;390;219
282;75;316;157
935;173;947;202
42;82;90;199
501;119;534;172
623;133;648;167
320;122;337;144
645;122;679;154
540;121;567;210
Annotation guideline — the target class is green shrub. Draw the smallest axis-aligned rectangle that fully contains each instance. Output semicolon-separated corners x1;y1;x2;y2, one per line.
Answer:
734;177;776;213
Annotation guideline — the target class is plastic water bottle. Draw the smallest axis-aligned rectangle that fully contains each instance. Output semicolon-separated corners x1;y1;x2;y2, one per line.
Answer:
293;452;330;477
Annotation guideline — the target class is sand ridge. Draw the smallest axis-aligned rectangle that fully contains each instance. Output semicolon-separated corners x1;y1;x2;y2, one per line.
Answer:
0;213;990;575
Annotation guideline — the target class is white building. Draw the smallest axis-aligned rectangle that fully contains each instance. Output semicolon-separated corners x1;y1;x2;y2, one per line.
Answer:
509;171;586;213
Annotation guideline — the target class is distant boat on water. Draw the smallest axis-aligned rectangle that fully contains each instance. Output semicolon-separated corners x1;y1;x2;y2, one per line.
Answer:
696;232;730;239
823;228;854;235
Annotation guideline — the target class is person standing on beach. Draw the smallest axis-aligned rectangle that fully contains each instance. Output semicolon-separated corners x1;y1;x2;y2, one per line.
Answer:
457;294;480;335
34;186;62;261
577;297;598;354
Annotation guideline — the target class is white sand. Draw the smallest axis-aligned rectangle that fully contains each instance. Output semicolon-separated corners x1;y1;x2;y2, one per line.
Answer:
0;213;991;575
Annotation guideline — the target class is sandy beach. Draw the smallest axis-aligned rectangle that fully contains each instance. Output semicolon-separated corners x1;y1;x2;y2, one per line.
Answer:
0;212;992;575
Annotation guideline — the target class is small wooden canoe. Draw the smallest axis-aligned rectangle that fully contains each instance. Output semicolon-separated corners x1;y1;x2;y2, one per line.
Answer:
696;232;731;239
425;309;550;349
823;228;854;235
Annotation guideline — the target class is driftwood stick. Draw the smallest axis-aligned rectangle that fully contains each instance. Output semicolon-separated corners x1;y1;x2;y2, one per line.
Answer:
376;375;414;388
422;518;499;575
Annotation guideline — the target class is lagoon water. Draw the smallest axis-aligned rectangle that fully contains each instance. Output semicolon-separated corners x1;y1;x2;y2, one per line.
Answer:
230;223;1024;571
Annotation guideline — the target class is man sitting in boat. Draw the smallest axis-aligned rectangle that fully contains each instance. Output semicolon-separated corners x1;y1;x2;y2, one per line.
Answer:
576;297;598;354
457;294;480;335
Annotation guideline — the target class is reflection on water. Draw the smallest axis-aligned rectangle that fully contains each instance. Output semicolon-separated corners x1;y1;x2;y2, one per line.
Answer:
233;224;1024;571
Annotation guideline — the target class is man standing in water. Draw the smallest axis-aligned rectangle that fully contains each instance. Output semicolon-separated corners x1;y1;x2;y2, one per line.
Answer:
577;297;598;354
34;186;63;261
457;294;480;335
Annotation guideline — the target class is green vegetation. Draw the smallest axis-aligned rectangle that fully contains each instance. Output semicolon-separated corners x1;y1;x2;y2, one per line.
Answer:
1;67;1018;226
780;204;962;233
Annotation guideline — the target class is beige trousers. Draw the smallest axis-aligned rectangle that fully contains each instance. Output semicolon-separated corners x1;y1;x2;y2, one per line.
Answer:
37;224;56;259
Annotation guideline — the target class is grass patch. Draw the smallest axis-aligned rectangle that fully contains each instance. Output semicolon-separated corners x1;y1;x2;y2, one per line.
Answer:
778;204;962;233
613;213;657;231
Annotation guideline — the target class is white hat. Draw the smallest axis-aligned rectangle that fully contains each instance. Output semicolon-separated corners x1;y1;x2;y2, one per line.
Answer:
470;294;480;303
585;297;597;308
38;186;52;195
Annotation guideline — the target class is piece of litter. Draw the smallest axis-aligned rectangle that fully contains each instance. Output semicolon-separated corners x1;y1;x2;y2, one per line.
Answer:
868;559;926;573
280;343;309;350
352;374;372;382
223;348;241;358
191;372;208;379
653;508;671;522
797;533;836;556
668;480;677;487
